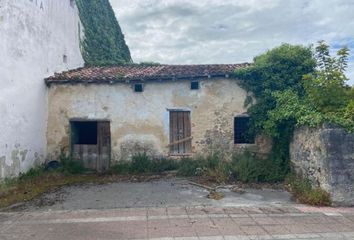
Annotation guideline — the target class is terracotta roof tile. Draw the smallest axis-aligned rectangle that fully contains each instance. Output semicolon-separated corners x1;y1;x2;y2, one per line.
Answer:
45;63;250;85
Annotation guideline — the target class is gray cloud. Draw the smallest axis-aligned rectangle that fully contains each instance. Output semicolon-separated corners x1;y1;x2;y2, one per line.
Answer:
111;0;354;85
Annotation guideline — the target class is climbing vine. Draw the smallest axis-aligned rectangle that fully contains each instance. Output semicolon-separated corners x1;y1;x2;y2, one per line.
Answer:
233;44;317;179
234;42;354;180
76;0;132;66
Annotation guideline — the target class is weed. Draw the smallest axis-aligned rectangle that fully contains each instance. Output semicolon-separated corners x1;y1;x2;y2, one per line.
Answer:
110;161;131;175
231;151;287;183
18;166;46;181
130;153;151;173
149;158;178;173
59;152;86;174
112;154;179;174
285;175;331;206
177;158;203;176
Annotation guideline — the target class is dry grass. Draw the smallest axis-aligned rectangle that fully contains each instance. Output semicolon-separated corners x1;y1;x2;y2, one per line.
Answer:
0;172;99;209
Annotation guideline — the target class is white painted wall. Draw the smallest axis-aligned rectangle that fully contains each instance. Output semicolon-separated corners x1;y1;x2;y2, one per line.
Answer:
0;0;84;178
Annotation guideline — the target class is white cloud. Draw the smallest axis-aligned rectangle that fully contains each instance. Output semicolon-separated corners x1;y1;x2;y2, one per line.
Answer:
111;0;354;85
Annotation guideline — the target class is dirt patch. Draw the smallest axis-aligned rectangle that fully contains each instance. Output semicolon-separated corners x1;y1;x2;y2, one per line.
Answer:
0;172;177;211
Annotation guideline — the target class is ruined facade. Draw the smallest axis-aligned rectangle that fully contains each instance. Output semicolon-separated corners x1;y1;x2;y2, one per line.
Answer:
45;65;269;171
0;0;84;178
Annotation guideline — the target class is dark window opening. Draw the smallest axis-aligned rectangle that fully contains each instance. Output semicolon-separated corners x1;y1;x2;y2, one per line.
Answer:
71;121;97;145
134;83;144;92
234;116;255;144
191;81;199;90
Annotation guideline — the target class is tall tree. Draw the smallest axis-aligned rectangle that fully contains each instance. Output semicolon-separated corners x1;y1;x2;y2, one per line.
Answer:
76;0;132;66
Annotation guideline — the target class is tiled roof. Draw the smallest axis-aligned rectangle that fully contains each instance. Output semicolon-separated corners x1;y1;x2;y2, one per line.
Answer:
45;63;250;85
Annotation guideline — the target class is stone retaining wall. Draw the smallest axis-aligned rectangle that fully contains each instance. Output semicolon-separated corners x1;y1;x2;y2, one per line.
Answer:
290;126;354;206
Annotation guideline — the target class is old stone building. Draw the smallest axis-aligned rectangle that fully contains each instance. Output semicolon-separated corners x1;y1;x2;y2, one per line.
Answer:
45;64;271;171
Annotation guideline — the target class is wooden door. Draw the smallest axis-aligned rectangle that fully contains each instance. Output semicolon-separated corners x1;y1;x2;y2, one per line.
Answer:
71;121;111;172
97;121;111;172
169;111;191;155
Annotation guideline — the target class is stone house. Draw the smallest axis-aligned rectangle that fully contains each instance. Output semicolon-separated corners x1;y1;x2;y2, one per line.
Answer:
45;64;271;171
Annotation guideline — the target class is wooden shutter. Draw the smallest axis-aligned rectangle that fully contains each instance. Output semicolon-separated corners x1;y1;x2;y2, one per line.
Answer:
169;111;191;154
97;121;111;171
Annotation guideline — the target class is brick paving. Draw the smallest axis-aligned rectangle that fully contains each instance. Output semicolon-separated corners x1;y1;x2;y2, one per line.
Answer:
1;205;354;239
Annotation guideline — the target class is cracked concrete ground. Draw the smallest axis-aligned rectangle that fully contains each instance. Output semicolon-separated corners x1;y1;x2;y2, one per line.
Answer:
2;178;354;239
12;178;292;211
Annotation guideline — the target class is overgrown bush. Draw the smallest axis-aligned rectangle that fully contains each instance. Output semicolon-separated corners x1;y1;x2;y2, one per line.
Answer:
111;153;179;174
177;154;231;183
176;158;202;176
231;151;287;183
109;151;289;184
149;158;179;174
130;153;151;173
285;175;331;206
18;166;46;181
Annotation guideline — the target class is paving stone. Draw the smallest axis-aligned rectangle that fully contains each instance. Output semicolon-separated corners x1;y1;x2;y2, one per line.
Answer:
194;224;221;237
167;207;187;216
2;206;354;239
262;225;291;235
240;225;269;235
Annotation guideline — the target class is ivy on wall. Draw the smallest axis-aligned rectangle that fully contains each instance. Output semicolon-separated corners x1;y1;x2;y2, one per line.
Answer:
76;0;132;66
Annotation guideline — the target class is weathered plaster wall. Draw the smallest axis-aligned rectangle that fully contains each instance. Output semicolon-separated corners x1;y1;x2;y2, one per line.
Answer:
0;0;84;178
47;79;266;162
290;126;354;206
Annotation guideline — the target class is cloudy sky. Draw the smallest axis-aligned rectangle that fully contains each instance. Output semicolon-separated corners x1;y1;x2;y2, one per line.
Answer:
110;0;354;85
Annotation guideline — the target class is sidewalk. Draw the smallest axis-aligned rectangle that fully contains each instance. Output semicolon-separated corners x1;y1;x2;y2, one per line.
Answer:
1;205;354;240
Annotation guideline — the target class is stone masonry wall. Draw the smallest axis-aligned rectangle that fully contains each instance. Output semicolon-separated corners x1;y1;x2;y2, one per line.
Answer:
290;126;354;206
47;78;271;162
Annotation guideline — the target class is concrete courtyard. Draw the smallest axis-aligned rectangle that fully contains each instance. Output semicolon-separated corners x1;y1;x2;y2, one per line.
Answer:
1;178;354;239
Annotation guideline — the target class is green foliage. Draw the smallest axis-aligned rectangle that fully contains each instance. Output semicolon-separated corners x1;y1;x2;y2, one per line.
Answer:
285;175;331;206
267;41;354;132
18;166;46;181
149;158;179;174
110;154;179;174
234;44;316;177
59;152;86;174
76;0;132;66
110;161;131;175
231;151;287;183
177;158;203;176
130;153;151;173
304;41;350;113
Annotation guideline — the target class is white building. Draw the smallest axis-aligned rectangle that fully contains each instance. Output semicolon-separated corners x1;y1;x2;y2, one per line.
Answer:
0;0;84;178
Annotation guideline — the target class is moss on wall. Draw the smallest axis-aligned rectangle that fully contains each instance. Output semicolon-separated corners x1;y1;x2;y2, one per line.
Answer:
76;0;132;66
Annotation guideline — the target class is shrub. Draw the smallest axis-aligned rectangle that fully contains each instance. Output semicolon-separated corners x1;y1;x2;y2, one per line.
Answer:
231;151;287;183
231;152;260;182
285;175;331;206
130;153;152;173
176;158;202;176
149;158;178;173
204;161;231;184
123;153;179;174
